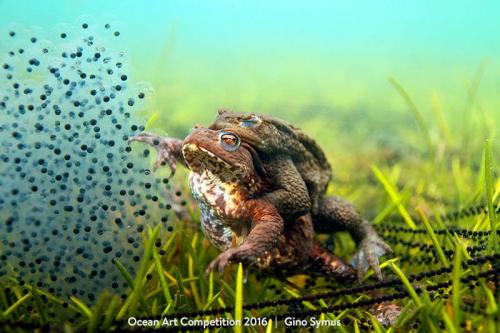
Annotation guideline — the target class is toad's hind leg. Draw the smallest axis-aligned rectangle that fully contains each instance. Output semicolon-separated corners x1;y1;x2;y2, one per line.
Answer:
309;242;357;281
313;196;392;281
313;196;364;235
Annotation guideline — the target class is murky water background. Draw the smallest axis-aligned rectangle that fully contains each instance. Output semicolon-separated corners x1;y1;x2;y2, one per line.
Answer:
2;1;499;130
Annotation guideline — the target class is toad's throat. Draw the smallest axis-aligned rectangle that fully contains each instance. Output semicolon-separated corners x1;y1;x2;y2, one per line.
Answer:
188;166;251;250
183;143;245;182
184;143;257;250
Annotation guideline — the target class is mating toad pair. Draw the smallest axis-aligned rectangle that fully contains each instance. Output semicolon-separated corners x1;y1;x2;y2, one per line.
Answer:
129;109;391;282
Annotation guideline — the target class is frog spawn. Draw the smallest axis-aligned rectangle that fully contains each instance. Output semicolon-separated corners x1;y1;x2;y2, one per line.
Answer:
0;21;175;311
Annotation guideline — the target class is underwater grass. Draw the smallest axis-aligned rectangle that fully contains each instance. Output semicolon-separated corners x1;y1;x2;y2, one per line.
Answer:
0;147;498;331
234;263;244;333
371;165;417;229
388;77;433;155
1;46;499;333
417;208;449;268
451;242;462;328
389;263;422;308
485;140;498;251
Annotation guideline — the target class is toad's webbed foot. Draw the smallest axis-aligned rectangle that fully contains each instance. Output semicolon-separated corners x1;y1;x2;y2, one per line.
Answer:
128;132;183;176
351;234;392;281
205;245;254;276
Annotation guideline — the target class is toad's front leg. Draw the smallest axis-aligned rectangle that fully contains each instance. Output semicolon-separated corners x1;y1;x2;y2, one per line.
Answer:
128;132;185;176
205;199;284;275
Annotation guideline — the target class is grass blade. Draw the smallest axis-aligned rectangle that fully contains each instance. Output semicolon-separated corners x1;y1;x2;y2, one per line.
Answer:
2;292;31;318
114;258;136;318
266;318;273;333
88;291;108;333
220;280;236;300
31;285;47;326
130;225;160;313
442;309;459;333
70;295;93;319
153;247;173;305
186;233;203;309
0;283;8;310
451;243;462;328
145;112;160;129
389;263;422;307
388;77;433;153
373;191;412;224
130;225;161;315
203;290;223;311
114;258;151;318
102;295;121;332
284;287;317;310
371;165;416;229
484;140;498;251
417;208;449;268
234;263;243;333
430;91;451;144
369;313;386;333
353;320;360;333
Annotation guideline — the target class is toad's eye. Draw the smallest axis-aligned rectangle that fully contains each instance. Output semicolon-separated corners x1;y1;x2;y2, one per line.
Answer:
240;114;262;128
218;131;240;151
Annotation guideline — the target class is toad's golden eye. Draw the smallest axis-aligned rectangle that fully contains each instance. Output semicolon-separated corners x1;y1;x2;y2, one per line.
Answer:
218;131;240;151
222;136;237;145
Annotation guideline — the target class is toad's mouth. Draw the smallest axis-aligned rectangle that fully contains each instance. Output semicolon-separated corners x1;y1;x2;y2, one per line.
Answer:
182;143;233;173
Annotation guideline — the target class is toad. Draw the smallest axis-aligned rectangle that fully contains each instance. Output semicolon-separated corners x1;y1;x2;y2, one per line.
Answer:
209;110;391;280
130;111;390;280
172;127;356;279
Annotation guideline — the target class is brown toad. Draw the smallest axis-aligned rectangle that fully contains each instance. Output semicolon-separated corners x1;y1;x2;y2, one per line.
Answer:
130;111;391;280
209;110;392;280
178;127;356;279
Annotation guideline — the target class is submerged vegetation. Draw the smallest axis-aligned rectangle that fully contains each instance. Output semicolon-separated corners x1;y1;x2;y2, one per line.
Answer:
0;17;499;333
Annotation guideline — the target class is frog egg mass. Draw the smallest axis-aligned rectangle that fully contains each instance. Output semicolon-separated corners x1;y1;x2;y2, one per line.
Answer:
0;21;172;307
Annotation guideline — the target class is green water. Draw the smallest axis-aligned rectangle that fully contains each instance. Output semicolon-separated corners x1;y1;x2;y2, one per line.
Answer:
0;0;500;117
1;0;499;154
